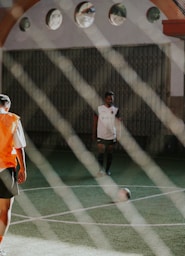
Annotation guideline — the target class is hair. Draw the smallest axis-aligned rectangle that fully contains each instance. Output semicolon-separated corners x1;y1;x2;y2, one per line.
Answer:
104;91;114;98
0;94;11;109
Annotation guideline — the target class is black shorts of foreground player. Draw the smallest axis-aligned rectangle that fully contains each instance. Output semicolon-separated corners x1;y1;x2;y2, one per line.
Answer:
93;91;121;176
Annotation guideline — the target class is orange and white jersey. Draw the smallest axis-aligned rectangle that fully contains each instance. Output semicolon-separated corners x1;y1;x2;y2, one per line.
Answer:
0;109;26;169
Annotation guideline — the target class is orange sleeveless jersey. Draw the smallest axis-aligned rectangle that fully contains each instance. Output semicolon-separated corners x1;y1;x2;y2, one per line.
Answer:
0;112;20;168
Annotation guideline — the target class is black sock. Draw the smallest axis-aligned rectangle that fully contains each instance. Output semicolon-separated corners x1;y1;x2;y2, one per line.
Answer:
98;153;104;169
106;153;112;171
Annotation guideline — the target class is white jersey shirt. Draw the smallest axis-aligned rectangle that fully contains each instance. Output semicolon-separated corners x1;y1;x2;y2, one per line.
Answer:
97;105;119;140
13;120;26;148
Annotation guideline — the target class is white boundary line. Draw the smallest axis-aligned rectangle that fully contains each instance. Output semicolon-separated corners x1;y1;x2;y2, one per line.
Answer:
39;219;185;227
20;184;185;192
12;185;185;228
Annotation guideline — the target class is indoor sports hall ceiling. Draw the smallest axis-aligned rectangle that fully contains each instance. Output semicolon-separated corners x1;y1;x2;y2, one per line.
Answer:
0;0;185;47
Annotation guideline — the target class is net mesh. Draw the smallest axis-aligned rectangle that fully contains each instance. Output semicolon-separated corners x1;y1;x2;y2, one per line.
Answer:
1;1;185;256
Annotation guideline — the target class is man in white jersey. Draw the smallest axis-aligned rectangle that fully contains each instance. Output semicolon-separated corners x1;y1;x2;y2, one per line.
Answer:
93;91;120;176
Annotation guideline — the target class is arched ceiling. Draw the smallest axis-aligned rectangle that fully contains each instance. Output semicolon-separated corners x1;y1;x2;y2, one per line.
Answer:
0;0;184;47
0;0;40;46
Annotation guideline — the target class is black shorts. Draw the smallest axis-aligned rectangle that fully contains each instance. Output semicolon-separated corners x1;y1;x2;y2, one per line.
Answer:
0;168;19;198
97;138;117;146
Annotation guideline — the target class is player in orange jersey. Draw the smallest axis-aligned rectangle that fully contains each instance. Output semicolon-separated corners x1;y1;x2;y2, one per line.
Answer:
0;94;27;256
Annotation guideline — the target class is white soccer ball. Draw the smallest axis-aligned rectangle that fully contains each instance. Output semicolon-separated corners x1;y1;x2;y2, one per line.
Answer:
117;188;131;202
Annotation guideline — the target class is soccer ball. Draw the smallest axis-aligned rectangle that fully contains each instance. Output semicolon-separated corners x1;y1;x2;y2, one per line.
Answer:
117;188;131;202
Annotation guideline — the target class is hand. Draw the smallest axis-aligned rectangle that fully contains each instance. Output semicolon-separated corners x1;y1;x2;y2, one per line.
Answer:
18;168;27;184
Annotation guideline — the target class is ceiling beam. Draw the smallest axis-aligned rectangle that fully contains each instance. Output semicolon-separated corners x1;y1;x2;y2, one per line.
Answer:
150;0;185;19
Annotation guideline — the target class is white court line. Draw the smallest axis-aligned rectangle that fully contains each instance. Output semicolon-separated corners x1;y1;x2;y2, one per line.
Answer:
39;219;185;227
20;184;185;192
12;187;185;227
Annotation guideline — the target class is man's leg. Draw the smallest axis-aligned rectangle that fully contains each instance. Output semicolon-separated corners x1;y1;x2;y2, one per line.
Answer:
0;198;14;245
97;143;105;172
105;144;114;175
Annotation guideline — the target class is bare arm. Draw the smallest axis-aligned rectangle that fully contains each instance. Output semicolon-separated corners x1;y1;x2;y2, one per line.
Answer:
16;148;27;184
92;114;98;141
115;109;122;140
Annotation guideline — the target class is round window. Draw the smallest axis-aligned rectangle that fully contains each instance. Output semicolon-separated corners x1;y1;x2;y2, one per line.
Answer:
46;9;63;30
146;7;160;23
75;2;95;28
109;3;127;26
19;17;31;31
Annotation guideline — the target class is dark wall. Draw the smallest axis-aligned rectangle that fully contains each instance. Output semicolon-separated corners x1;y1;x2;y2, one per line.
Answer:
2;44;169;151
